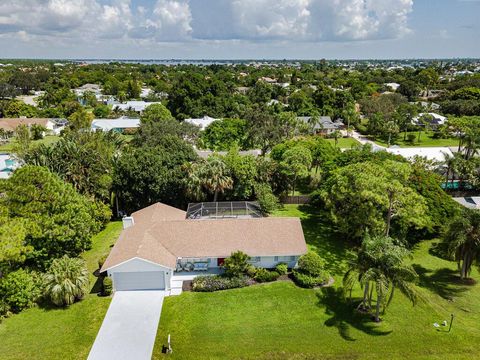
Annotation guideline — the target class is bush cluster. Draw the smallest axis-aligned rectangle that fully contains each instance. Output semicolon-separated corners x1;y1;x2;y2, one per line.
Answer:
293;252;329;288
102;277;113;296
275;263;288;275
0;269;42;316
192;275;250;292
254;268;280;283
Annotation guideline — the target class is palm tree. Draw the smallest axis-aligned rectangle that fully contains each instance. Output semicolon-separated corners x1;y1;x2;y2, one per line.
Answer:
43;256;89;307
443;209;480;280
344;235;418;322
202;157;234;202
184;157;233;202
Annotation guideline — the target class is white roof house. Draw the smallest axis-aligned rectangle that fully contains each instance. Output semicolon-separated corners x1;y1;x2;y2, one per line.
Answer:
385;82;401;91
184;116;219;130
91;117;140;132
113;101;161;113
412;113;447;127
453;197;480;210
384;146;454;163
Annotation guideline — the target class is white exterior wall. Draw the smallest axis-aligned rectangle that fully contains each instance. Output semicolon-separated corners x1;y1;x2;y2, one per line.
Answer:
251;256;300;269
176;255;300;271
106;258;174;290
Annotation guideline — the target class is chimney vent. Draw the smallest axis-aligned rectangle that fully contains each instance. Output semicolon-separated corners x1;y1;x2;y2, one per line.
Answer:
122;216;134;229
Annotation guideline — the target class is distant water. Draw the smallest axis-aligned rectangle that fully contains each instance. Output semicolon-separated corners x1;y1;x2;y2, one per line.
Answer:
77;59;260;65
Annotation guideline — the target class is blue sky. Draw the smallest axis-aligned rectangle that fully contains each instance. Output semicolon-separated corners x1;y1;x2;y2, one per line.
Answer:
0;0;478;59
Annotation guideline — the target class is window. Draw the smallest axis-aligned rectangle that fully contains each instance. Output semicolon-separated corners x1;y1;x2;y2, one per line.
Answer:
249;256;261;263
276;256;296;262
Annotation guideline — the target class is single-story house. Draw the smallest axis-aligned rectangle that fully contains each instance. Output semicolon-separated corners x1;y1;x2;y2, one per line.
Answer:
0;118;58;134
101;202;307;292
297;116;344;135
384;82;400;91
113;101;161;113
412;112;447;128
384;146;454;163
453;197;480;210
411;101;440;111
91;117;140;132
184;115;219;130
0;153;17;179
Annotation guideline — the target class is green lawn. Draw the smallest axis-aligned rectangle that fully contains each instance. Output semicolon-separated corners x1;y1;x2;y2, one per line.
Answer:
325;137;360;149
0;135;60;153
153;205;480;360
373;132;460;148
3;207;480;359
0;222;122;360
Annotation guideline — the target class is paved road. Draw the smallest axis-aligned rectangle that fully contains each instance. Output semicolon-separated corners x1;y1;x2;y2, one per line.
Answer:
88;291;165;360
349;129;386;150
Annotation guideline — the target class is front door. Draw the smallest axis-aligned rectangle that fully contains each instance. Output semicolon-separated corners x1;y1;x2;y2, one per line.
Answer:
217;258;225;266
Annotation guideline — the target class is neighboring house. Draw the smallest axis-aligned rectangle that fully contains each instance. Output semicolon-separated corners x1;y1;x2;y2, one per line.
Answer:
0;118;57;134
113;101;161;113
236;86;250;95
419;89;445;100
0;153;18;179
412;112;447;128
140;87;153;98
384;82;400;91
184;115;219;130
267;99;286;107
411;101;440;111
453;197;480;210
101;202;307;293
297;116;344;135
91;117;140;132
384;146;454;163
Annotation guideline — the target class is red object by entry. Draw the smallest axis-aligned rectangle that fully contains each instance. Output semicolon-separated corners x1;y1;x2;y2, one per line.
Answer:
217;258;225;266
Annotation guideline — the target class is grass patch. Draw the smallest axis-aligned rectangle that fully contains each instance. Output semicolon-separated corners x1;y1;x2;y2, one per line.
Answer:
153;205;480;360
0;222;122;360
373;132;460;148
0;135;60;153
325;137;360;149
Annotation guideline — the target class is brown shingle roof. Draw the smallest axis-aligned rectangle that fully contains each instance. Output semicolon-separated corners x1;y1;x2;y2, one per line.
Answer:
101;202;307;271
0;118;52;132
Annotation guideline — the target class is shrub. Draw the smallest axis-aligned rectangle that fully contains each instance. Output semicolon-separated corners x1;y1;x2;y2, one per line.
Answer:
192;275;249;292
223;251;250;278
406;133;416;144
297;252;325;277
292;270;328;288
102;277;113;296
275;263;288;275
43;256;89;307
0;269;41;314
98;254;108;269
246;264;258;278
254;183;279;214
254;268;280;283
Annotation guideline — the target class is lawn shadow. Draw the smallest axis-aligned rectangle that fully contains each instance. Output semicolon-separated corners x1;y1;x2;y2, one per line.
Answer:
412;264;468;301
298;205;354;276
317;287;393;341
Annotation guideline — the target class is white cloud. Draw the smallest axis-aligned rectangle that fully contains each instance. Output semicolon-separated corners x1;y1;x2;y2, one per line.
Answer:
232;0;311;39
0;0;413;46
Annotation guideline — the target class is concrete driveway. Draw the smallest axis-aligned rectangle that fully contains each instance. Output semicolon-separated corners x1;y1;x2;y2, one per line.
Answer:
88;291;165;360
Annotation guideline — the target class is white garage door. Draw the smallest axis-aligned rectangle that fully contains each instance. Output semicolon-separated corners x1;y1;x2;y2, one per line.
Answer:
114;271;165;291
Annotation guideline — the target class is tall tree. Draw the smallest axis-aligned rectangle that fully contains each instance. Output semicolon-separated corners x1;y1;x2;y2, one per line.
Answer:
442;209;480;280
344;235;418;322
